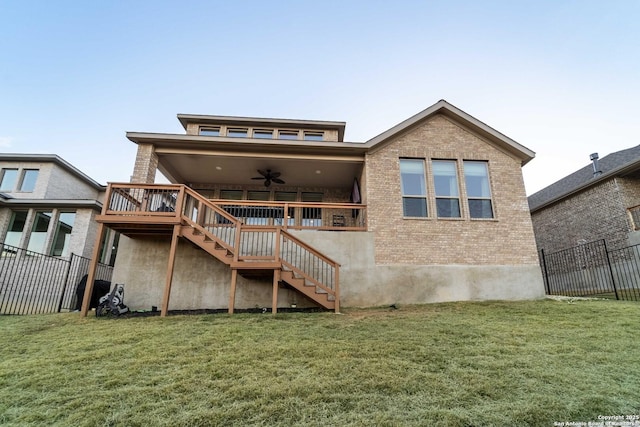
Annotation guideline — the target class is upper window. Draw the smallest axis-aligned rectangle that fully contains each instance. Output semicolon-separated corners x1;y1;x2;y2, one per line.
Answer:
400;159;427;217
303;132;324;141
227;128;248;138
464;161;494;219
278;130;299;140
253;129;273;139
432;160;461;218
19;169;38;192
0;169;18;191
220;190;243;200
199;127;220;136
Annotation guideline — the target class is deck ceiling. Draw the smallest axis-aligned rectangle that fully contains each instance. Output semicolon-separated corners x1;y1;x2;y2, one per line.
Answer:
157;153;364;188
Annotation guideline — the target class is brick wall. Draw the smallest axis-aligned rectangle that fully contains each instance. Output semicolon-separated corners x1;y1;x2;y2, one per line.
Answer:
531;178;631;252
131;144;158;184
365;114;539;266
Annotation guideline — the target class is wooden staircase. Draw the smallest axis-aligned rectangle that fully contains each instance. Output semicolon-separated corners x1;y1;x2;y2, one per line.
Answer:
93;184;339;313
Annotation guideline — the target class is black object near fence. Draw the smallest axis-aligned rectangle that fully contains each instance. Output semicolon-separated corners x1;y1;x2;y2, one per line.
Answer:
0;243;113;315
540;239;640;301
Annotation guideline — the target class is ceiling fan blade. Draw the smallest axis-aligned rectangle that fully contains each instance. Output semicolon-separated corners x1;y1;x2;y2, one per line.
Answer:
272;178;285;184
251;176;264;180
257;169;268;177
270;171;281;178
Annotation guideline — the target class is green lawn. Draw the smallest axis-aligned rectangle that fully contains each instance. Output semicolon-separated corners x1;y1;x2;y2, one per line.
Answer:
1;299;639;426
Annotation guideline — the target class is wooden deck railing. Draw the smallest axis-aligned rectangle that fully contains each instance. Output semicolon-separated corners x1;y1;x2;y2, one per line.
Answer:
100;183;343;310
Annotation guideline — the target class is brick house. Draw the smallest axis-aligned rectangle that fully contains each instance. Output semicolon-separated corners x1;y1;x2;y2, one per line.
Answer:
529;145;640;253
0;153;118;263
81;100;544;316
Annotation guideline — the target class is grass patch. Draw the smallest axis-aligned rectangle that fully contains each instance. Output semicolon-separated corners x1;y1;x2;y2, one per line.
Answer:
1;300;640;426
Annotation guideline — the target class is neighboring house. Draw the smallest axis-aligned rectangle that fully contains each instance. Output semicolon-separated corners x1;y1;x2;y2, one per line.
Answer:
0;154;118;263
528;145;640;253
81;100;544;316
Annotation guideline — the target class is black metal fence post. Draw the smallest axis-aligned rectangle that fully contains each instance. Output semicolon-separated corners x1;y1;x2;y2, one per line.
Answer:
540;249;550;294
603;240;619;300
56;254;74;313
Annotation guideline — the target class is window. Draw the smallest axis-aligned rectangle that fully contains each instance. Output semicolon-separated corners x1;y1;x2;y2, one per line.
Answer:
253;129;273;139
199;127;220;136
433;160;461;218
19;169;38;192
50;212;75;256
26;211;52;253
3;211;27;248
0;169;18;191
227;128;248;138
278;130;299;140
400;159;427;217
464;161;494;218
302;192;323;226
303;132;324;141
220;190;243;200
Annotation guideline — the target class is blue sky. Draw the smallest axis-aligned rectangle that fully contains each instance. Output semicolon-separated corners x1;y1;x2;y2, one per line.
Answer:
1;0;639;194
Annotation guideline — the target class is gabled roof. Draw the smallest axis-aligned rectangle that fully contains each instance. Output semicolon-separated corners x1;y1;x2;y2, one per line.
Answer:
0;153;105;190
528;145;640;212
364;100;535;165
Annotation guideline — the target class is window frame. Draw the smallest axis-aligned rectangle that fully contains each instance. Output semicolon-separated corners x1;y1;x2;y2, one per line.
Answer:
463;160;495;219
432;160;462;219
253;129;274;139
199;127;220;136
303;131;324;141
0;168;18;192
227;128;249;138
19;169;38;192
278;130;299;140
399;158;428;218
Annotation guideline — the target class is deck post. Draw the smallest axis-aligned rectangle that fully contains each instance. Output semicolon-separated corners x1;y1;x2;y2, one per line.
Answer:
160;224;180;317
228;269;238;314
272;269;280;314
80;223;106;317
334;265;340;314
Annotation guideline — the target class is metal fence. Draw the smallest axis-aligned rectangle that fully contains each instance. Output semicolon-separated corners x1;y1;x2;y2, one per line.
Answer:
0;243;113;315
540;239;640;301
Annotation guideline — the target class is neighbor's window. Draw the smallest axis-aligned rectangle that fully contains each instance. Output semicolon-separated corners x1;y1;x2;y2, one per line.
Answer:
278;130;299;140
50;212;75;257
303;131;324;141
199;127;220;136
464;161;494;219
433;160;461;218
400;159;427;217
0;168;18;191
253;129;273;139
19;169;38;192
227;128;248;138
3;211;28;249
26;211;52;253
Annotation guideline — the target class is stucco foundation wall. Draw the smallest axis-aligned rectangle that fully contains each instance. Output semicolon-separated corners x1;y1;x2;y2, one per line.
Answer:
112;236;320;311
114;230;545;311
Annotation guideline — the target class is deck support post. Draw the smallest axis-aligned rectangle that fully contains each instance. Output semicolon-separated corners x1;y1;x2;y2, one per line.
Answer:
160;224;180;317
80;223;105;317
228;269;238;314
272;269;280;315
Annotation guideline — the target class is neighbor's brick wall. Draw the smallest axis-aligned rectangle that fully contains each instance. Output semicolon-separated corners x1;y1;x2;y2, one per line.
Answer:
131;144;158;184
616;176;640;212
366;114;539;266
530;178;629;252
